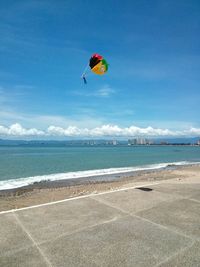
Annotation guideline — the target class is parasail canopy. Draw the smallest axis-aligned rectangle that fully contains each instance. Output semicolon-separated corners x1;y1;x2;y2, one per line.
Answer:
89;53;108;75
81;53;108;84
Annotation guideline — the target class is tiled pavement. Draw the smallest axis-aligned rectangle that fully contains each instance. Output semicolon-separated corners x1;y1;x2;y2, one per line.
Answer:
0;178;199;267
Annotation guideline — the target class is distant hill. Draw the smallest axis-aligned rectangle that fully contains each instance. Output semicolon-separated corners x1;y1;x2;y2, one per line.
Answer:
0;137;199;146
0;139;70;146
154;137;200;144
0;139;125;146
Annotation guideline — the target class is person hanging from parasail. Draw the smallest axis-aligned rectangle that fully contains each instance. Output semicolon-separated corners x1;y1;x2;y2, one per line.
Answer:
81;53;108;84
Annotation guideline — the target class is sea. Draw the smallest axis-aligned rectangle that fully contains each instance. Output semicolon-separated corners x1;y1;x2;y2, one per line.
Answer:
0;145;200;190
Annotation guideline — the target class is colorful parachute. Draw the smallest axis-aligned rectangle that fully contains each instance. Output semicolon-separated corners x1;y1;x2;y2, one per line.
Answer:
89;54;108;75
82;53;108;84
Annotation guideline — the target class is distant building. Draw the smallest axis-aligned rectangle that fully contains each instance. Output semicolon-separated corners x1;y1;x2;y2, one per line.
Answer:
112;140;117;145
106;140;118;145
160;141;168;145
128;139;137;145
128;138;153;145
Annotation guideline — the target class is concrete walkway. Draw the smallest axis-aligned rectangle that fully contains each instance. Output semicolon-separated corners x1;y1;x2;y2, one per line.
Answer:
0;177;200;267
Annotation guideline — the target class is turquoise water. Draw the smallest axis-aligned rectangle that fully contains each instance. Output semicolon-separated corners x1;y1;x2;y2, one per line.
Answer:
0;145;200;186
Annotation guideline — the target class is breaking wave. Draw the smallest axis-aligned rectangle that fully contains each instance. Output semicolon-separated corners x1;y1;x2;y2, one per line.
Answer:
0;161;199;190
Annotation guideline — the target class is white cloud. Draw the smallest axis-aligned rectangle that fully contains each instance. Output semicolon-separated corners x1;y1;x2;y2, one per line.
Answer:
74;84;115;98
0;123;199;138
0;123;45;136
0;110;105;129
47;125;82;136
96;85;115;97
185;127;200;135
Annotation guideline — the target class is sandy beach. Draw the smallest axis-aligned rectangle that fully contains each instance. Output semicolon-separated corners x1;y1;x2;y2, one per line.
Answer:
0;164;199;212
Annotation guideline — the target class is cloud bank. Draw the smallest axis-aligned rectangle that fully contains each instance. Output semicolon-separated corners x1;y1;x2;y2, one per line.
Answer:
0;123;200;138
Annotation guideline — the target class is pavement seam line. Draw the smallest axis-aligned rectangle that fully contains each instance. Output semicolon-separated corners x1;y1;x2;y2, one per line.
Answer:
132;214;194;241
90;196;194;241
154;240;196;267
0;182;159;215
188;198;200;204
38;214;130;247
12;212;53;267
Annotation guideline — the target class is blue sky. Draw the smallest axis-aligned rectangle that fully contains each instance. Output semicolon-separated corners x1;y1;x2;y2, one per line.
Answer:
0;0;200;138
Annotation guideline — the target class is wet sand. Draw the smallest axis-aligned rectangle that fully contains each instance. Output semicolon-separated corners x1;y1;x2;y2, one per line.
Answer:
0;164;199;212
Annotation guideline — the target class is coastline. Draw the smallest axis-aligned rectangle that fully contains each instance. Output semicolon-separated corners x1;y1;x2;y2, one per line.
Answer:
0;163;200;212
0;160;198;191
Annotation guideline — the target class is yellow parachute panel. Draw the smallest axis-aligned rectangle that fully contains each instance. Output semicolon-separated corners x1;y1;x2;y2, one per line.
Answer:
91;61;106;75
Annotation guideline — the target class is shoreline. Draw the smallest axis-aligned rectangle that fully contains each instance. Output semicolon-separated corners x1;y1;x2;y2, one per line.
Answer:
0;161;197;194
0;160;198;191
0;163;200;212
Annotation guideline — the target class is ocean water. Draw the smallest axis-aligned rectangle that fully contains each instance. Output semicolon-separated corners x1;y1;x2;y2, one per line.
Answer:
0;145;200;190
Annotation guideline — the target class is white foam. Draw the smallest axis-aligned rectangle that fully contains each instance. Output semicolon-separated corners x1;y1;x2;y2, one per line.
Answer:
0;161;199;190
